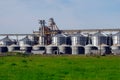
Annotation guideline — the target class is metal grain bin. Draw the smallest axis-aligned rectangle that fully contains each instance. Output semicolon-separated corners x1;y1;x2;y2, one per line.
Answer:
72;45;84;55
8;44;20;52
91;32;108;46
32;45;46;54
33;45;45;51
46;45;59;54
59;44;72;54
0;36;13;46
52;34;67;45
71;34;87;46
112;32;120;45
20;44;32;53
111;45;120;55
19;36;33;46
85;44;98;55
39;36;45;45
98;44;111;55
0;45;8;53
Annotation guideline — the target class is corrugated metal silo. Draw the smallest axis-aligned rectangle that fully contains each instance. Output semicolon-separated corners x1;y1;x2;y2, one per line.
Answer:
32;45;46;54
20;44;32;53
85;44;98;55
39;36;45;45
52;34;67;45
0;36;13;46
19;36;33;46
33;45;45;50
98;44;111;55
8;44;20;52
46;45;59;54
0;45;8;53
72;45;84;55
112;32;120;45
59;44;72;54
111;45;120;55
71;33;87;46
91;32;108;46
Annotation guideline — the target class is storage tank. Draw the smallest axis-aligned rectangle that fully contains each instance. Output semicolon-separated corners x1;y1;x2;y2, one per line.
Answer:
71;33;87;46
8;44;20;52
52;34;67;45
33;45;45;50
85;44;98;55
59;44;72;54
46;45;59;54
39;36;45;45
0;45;8;53
19;36;33;46
20;44;32;53
0;36;13;46
98;44;111;55
91;32;108;46
32;45;46;54
28;35;36;45
112;32;120;45
111;45;120;55
72;45;84;55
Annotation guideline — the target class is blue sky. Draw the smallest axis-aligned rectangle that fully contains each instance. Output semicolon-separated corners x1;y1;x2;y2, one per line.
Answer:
0;0;120;33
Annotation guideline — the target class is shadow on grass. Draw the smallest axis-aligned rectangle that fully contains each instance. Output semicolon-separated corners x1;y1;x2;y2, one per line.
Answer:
11;63;17;66
22;60;28;63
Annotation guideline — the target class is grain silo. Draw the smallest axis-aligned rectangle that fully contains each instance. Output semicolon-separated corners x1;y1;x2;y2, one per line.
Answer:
0;45;8;53
85;44;98;55
33;45;45;50
19;36;33;46
59;44;72;54
52;34;67;45
98;44;111;55
32;45;46;54
20;44;32;53
8;44;20;52
91;32;108;46
71;33;87;46
46;45;59;54
0;36;13;46
111;45;120;55
39;36;45;45
72;45;84;55
112;32;120;45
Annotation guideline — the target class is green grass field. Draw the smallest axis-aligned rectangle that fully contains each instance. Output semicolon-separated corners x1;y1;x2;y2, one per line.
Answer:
0;55;120;80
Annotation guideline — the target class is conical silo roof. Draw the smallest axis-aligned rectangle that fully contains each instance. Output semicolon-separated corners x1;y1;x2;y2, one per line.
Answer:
92;32;107;37
71;33;84;37
53;34;67;37
113;31;120;36
0;36;12;42
19;36;31;42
